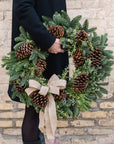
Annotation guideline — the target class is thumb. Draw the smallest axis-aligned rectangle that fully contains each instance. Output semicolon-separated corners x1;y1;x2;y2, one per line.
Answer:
57;48;64;53
55;38;60;43
55;39;62;44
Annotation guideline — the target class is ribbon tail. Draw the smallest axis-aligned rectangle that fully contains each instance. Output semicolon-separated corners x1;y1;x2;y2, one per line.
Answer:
45;94;57;141
39;110;45;134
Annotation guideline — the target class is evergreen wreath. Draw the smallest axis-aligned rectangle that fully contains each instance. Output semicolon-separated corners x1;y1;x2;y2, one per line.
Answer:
2;10;114;119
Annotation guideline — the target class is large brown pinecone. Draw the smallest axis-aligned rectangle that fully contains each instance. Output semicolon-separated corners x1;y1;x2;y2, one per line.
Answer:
77;30;88;44
13;77;26;94
87;48;102;67
35;59;47;76
48;25;64;39
73;48;85;67
15;43;34;60
29;90;48;108
72;73;89;93
53;90;67;100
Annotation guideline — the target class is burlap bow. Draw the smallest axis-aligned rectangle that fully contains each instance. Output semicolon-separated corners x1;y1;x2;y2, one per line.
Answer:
25;74;67;141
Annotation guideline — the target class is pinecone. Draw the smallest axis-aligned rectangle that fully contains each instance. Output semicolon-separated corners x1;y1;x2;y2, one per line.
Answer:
13;77;26;94
15;43;34;60
77;30;88;44
72;73;89;93
35;59;47;76
73;48;85;67
54;90;67;100
29;90;48;108
87;48;102;67
48;25;64;39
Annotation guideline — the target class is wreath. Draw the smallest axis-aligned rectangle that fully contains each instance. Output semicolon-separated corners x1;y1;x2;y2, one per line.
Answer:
2;10;114;141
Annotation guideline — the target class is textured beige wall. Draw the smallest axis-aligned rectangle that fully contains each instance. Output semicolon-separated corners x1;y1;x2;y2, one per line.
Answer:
0;0;114;144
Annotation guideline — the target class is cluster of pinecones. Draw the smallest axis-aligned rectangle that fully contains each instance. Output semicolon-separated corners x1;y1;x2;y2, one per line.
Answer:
73;47;102;68
72;47;102;93
13;77;26;94
29;90;48;108
87;48;102;67
15;43;34;60
77;30;88;44
48;25;64;39
73;30;102;68
35;59;47;76
53;90;67;100
29;90;67;108
72;73;89;93
73;30;88;67
72;30;102;93
73;48;84;67
30;90;66;108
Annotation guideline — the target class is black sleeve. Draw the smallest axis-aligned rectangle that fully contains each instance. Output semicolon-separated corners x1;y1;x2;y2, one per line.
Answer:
14;0;56;50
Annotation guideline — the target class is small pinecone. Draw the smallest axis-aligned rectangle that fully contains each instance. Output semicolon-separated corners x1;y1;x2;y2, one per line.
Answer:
13;77;25;94
87;48;102;67
48;25;64;39
54;90;67;100
35;59;47;76
73;48;85;67
77;30;88;43
15;43;34;60
72;73;89;93
30;90;48;108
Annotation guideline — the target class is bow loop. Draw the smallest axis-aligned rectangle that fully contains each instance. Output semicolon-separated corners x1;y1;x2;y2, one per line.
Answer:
25;74;67;97
29;79;41;90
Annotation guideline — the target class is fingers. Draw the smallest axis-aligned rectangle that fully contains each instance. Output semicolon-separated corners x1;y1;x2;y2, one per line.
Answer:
54;43;64;53
55;41;64;53
48;38;64;54
57;48;64;53
55;38;62;45
51;47;64;54
55;38;60;43
48;48;64;54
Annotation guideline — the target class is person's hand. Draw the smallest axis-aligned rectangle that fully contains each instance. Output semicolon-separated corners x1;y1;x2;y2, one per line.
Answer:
48;38;64;54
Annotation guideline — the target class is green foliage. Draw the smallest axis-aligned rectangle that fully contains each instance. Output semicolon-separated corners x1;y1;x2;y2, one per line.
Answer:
1;11;114;120
19;26;27;39
14;41;25;50
87;27;97;33
59;66;69;80
42;16;52;24
1;25;49;110
29;49;48;65
65;87;92;118
61;10;70;24
70;15;82;28
83;19;89;31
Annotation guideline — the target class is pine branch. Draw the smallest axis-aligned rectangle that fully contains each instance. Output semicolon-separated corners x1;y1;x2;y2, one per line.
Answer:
13;41;25;50
19;26;27;39
87;27;97;33
61;10;70;24
70;15;82;28
83;19;89;31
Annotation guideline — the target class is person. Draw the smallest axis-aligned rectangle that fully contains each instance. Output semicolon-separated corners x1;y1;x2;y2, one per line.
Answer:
8;0;69;144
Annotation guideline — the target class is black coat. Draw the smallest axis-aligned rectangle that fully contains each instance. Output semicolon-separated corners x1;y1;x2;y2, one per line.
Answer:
8;0;69;102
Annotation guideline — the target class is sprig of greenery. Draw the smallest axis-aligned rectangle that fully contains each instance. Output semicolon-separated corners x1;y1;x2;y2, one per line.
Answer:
1;11;114;119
